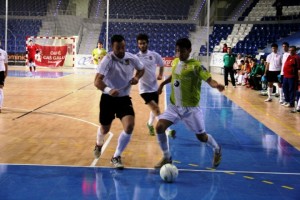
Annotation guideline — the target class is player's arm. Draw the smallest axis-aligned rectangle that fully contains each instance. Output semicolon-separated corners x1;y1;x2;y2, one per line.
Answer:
206;77;224;92
4;63;8;78
157;66;164;80
158;75;172;94
131;68;144;85
94;73;119;96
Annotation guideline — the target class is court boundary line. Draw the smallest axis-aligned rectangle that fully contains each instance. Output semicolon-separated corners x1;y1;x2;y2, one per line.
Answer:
0;163;299;176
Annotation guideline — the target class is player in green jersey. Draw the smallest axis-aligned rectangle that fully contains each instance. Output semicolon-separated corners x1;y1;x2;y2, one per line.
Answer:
154;38;225;169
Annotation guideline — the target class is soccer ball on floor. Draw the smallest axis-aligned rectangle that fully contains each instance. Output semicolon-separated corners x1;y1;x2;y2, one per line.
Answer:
160;164;179;183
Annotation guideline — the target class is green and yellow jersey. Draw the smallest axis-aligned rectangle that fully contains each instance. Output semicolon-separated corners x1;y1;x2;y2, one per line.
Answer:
92;48;107;65
170;58;211;107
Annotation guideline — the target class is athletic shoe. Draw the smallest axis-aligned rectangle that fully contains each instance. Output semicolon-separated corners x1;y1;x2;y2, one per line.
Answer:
154;157;172;169
167;129;176;139
111;156;124;169
280;101;287;106
264;97;272;102
94;144;103;159
284;103;291;107
213;147;222;168
291;108;300;113
225;85;228;89
279;99;284;104
147;123;155;136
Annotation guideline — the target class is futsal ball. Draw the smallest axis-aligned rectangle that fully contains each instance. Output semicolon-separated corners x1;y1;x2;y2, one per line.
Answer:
160;164;178;183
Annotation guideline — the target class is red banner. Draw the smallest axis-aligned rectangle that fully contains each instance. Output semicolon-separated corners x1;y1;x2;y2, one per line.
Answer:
162;57;174;67
35;44;68;67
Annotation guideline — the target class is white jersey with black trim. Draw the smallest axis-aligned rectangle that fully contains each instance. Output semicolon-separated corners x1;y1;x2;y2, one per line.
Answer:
0;48;8;71
137;50;164;94
97;52;144;97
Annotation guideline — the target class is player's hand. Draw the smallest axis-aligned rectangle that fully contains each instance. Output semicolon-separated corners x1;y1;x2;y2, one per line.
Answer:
217;84;225;92
157;74;162;80
130;77;139;85
109;89;119;97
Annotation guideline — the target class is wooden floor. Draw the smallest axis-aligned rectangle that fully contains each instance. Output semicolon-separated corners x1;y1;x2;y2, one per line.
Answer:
0;67;299;168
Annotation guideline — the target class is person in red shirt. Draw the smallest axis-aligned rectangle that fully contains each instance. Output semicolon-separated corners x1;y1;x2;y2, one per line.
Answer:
282;46;300;108
222;43;228;53
26;40;38;72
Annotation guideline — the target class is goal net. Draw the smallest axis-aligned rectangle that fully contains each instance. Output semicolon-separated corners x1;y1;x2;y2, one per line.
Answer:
26;36;78;68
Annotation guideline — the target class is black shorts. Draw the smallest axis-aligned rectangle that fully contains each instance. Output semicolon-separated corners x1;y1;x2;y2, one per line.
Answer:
140;92;159;104
99;94;135;125
0;71;5;86
266;71;280;83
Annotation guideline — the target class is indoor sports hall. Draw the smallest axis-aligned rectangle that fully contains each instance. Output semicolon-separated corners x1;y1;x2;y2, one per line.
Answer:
0;0;300;199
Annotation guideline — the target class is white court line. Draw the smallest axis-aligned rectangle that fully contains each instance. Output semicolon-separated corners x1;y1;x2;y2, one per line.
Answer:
90;132;113;167
3;106;113;166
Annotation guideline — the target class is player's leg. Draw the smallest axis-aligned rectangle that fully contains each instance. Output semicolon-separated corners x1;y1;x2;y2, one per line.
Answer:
182;108;221;168
0;72;4;113
141;92;159;135
154;105;178;168
111;96;135;169
94;94;115;158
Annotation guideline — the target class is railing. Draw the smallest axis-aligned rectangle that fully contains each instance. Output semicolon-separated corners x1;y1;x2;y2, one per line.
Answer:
104;13;189;20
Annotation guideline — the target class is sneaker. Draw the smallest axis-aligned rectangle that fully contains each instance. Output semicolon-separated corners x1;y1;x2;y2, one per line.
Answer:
154;157;172;169
291;108;300;113
280;101;287;106
166;129;176;139
233;86;236;88
264;97;272;102
213;147;222;168
147;123;155;136
279;99;284;104
225;85;228;89
94;144;103;159
111;156;124;169
284;103;291;107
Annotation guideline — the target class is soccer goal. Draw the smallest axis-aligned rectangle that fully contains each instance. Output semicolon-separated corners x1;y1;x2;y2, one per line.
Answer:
26;36;78;67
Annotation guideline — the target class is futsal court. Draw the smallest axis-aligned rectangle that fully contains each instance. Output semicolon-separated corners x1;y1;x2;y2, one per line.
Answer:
0;67;299;199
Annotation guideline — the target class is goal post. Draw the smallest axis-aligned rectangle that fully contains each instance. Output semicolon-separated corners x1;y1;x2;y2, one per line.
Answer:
26;36;78;68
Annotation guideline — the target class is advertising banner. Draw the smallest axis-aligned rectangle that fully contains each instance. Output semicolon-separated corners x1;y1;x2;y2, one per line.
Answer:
35;44;68;67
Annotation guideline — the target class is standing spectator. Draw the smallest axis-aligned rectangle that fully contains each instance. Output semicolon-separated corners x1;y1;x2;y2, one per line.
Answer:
136;34;175;137
223;47;236;88
264;44;282;102
92;41;107;65
280;42;290;104
222;43;228;53
93;35;145;169
154;38;224;169
282;46;300;108
275;0;283;20
0;42;8;113
26;39;38;73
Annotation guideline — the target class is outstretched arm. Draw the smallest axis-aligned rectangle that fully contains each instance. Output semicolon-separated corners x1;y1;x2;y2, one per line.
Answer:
206;77;225;92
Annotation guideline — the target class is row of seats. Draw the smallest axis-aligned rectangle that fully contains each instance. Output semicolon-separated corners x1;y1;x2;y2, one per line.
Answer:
99;22;195;57
0;0;47;16
105;0;194;20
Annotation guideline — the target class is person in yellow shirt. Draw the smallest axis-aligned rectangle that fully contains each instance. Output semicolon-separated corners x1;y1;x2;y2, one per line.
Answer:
92;41;107;65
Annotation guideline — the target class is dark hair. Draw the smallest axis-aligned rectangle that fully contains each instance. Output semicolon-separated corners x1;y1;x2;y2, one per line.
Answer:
271;43;278;48
98;41;103;45
282;42;289;47
241;60;245;63
176;38;191;49
289;46;296;50
251;58;257;62
136;34;149;43
111;35;125;45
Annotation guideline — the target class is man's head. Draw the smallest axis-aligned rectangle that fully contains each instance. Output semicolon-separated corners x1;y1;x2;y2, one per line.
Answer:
250;58;257;66
97;41;103;49
289;46;296;56
271;43;278;53
175;38;191;61
227;47;232;54
282;42;289;53
136;34;149;53
29;40;33;45
111;35;125;59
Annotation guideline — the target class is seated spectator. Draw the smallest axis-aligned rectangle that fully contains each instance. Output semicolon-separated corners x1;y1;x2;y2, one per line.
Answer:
249;58;264;90
222;43;228;53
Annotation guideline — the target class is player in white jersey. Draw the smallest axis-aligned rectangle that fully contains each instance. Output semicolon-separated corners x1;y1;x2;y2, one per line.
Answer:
93;35;144;169
0;43;8;113
154;38;225;169
136;34;175;137
264;43;282;102
280;42;290;105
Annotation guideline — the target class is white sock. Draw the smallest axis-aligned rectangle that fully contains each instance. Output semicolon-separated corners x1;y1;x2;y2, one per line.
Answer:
96;127;105;146
279;88;283;101
147;111;155;126
297;99;300;109
157;133;170;159
206;134;220;153
113;131;131;158
268;87;273;98
0;89;3;108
